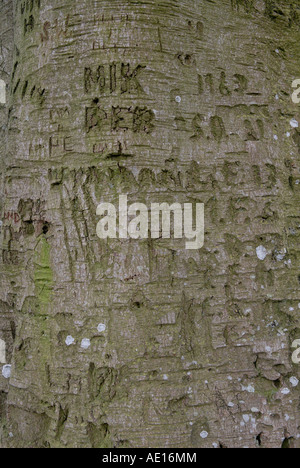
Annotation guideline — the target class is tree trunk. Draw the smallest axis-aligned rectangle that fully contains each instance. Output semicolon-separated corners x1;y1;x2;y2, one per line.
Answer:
0;0;300;448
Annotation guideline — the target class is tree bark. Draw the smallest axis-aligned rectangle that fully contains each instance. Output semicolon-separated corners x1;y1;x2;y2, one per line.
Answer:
0;0;300;448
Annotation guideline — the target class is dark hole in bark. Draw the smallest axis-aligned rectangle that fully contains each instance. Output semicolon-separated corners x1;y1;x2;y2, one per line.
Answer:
256;433;262;447
42;222;49;234
282;437;294;449
274;379;281;389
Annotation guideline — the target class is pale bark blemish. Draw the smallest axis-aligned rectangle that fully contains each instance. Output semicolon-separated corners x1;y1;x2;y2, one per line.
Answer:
256;246;268;261
2;364;11;379
290;119;298;128
97;324;106;333
81;339;91;350
289;377;298;388
65;336;75;346
242;385;255;393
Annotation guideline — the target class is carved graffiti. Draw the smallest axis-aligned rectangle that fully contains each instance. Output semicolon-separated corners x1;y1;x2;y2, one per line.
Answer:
12;77;46;104
85;105;155;134
49;135;74;157
4;212;20;224
84;63;146;95
198;72;248;96
20;0;41;14
191;114;227;142
40;16;70;43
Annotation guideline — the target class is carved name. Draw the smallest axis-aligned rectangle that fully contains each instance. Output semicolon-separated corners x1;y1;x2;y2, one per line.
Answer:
86;105;155;134
84;63;146;95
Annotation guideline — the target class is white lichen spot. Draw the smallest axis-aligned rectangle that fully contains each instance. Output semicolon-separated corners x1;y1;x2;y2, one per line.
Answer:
74;320;84;327
212;443;218;448
281;388;290;395
2;364;11;379
251;408;259;413
243;415;250;423
275;249;286;261
65;336;75;346
290;119;299;128
81;338;91;350
273;135;278;141
228;402;235;408
97;323;106;333
285;414;290;421
200;431;208;439
286;132;291;137
163;374;169;381
242;384;255;393
290;377;299;387
175;96;182;103
256;246;267;261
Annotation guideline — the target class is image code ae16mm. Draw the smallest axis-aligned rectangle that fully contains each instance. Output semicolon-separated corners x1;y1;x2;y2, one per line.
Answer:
145;453;197;463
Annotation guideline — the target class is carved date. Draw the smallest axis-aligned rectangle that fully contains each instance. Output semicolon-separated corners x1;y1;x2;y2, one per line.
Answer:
198;72;248;96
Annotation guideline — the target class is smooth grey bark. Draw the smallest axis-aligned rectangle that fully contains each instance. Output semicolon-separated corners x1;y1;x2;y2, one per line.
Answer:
0;0;300;448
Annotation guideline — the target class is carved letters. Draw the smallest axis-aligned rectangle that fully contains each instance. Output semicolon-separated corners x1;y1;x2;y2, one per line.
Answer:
84;63;146;95
21;0;41;35
49;136;74;157
4;212;20;224
86;105;154;134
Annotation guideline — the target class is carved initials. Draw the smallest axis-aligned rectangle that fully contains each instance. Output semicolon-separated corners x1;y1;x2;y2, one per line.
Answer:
84;63;146;95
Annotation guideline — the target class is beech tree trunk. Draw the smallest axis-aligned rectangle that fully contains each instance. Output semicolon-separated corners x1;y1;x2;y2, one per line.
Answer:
0;0;300;448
